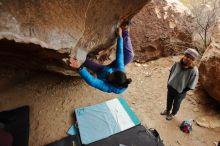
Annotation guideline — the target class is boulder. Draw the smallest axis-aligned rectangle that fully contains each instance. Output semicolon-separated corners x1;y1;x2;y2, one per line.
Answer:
0;0;149;75
130;0;193;62
199;22;220;102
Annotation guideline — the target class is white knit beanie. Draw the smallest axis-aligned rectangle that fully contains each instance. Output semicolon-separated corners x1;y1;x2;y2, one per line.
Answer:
184;48;199;60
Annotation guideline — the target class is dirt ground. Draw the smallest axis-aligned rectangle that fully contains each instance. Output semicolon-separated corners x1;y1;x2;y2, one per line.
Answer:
0;56;219;146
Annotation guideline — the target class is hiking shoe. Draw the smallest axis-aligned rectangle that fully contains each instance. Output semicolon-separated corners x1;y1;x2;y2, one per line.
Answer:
160;110;169;116
166;114;174;120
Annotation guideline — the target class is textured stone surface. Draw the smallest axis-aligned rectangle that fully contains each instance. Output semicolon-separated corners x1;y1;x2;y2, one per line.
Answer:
196;115;220;128
0;0;149;74
199;22;220;102
130;0;193;62
0;0;89;50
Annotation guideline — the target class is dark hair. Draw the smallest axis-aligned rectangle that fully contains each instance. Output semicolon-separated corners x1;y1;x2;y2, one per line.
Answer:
108;71;132;88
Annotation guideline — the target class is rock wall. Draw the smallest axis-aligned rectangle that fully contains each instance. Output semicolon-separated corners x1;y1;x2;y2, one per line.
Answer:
199;21;220;102
0;0;149;75
130;0;193;62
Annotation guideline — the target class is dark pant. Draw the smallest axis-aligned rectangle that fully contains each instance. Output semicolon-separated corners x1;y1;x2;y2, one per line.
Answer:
166;86;186;115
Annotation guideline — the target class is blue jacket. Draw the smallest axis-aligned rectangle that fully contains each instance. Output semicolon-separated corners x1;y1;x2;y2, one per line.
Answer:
79;37;126;94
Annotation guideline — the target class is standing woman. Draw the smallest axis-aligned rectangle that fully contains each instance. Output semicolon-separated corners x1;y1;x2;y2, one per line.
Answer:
161;48;199;120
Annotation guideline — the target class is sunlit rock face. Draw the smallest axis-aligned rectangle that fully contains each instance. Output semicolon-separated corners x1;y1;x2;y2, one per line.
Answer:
130;0;193;62
199;22;220;102
0;0;149;75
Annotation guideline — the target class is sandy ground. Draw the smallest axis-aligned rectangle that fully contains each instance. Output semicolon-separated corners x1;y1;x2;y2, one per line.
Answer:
0;56;220;146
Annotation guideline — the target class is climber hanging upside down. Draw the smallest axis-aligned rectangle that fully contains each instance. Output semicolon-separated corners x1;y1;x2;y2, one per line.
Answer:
70;20;134;94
